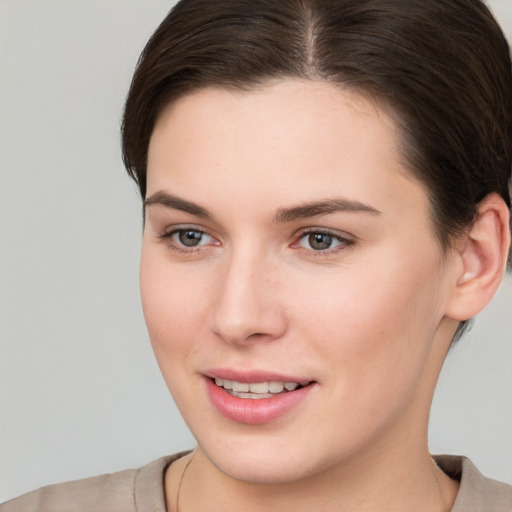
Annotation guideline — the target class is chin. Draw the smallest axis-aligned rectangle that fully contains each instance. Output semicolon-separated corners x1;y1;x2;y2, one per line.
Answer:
196;431;337;485
210;452;313;484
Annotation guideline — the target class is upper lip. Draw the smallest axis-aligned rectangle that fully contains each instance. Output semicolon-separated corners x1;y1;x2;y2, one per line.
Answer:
203;368;313;384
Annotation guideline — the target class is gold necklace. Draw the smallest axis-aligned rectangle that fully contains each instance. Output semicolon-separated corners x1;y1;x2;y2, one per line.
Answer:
175;454;193;512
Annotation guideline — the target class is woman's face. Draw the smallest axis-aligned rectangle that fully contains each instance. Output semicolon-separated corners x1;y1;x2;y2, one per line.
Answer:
141;80;459;483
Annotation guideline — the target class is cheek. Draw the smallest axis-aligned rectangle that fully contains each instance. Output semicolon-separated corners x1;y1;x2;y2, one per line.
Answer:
291;250;446;397
139;249;215;416
139;248;206;357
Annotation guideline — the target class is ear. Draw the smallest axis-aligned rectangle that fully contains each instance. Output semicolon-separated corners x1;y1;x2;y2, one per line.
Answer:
445;193;511;321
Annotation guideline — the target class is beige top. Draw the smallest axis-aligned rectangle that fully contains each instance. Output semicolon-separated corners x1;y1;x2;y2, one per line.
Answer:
1;453;511;511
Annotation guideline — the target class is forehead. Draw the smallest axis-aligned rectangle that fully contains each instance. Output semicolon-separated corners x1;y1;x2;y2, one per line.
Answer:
147;79;430;227
153;80;397;146
150;80;400;175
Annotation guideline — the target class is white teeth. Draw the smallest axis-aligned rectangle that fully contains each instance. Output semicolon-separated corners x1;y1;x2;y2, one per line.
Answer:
232;381;250;392
249;382;269;393
214;378;305;396
268;381;284;393
235;392;273;399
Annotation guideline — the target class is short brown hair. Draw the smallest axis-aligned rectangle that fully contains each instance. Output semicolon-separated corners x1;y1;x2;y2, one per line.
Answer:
122;0;512;269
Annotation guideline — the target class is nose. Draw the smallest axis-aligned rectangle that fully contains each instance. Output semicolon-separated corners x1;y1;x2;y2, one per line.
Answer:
209;250;287;345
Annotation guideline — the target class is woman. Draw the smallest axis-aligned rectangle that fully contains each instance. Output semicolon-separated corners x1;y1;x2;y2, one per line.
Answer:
2;0;511;510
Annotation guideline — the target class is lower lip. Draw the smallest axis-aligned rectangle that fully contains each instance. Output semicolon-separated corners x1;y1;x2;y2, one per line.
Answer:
205;378;315;425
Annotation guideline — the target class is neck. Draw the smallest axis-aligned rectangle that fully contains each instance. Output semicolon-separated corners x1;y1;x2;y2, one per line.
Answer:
170;437;458;512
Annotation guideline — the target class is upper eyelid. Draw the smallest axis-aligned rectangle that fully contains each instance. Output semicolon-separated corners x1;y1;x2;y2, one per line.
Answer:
159;224;212;238
144;208;219;234
294;227;356;241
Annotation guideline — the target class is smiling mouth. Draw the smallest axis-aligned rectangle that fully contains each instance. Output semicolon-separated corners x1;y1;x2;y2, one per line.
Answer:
213;377;312;399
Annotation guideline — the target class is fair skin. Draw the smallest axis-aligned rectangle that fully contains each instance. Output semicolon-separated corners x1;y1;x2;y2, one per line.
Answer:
140;80;509;512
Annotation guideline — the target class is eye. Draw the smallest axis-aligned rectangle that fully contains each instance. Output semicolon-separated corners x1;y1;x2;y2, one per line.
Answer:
296;230;353;252
170;229;214;248
157;227;217;253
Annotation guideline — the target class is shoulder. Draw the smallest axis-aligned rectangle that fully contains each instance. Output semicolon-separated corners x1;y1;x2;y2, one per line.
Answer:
0;468;138;512
434;455;512;512
0;454;186;512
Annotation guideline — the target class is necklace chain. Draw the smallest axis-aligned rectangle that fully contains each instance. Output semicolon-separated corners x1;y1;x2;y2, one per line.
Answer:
175;454;193;512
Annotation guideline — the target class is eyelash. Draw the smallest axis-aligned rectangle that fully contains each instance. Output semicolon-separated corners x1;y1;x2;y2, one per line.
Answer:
157;227;216;254
157;227;354;256
293;229;355;256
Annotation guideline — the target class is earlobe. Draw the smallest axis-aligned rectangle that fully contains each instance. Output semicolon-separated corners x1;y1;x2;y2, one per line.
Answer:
446;193;511;321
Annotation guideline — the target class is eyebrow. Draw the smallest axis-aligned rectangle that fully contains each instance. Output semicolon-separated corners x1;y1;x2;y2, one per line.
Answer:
144;191;212;219
273;198;382;222
144;191;381;222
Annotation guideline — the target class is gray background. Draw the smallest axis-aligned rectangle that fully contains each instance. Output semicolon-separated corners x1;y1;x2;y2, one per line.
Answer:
0;0;511;502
